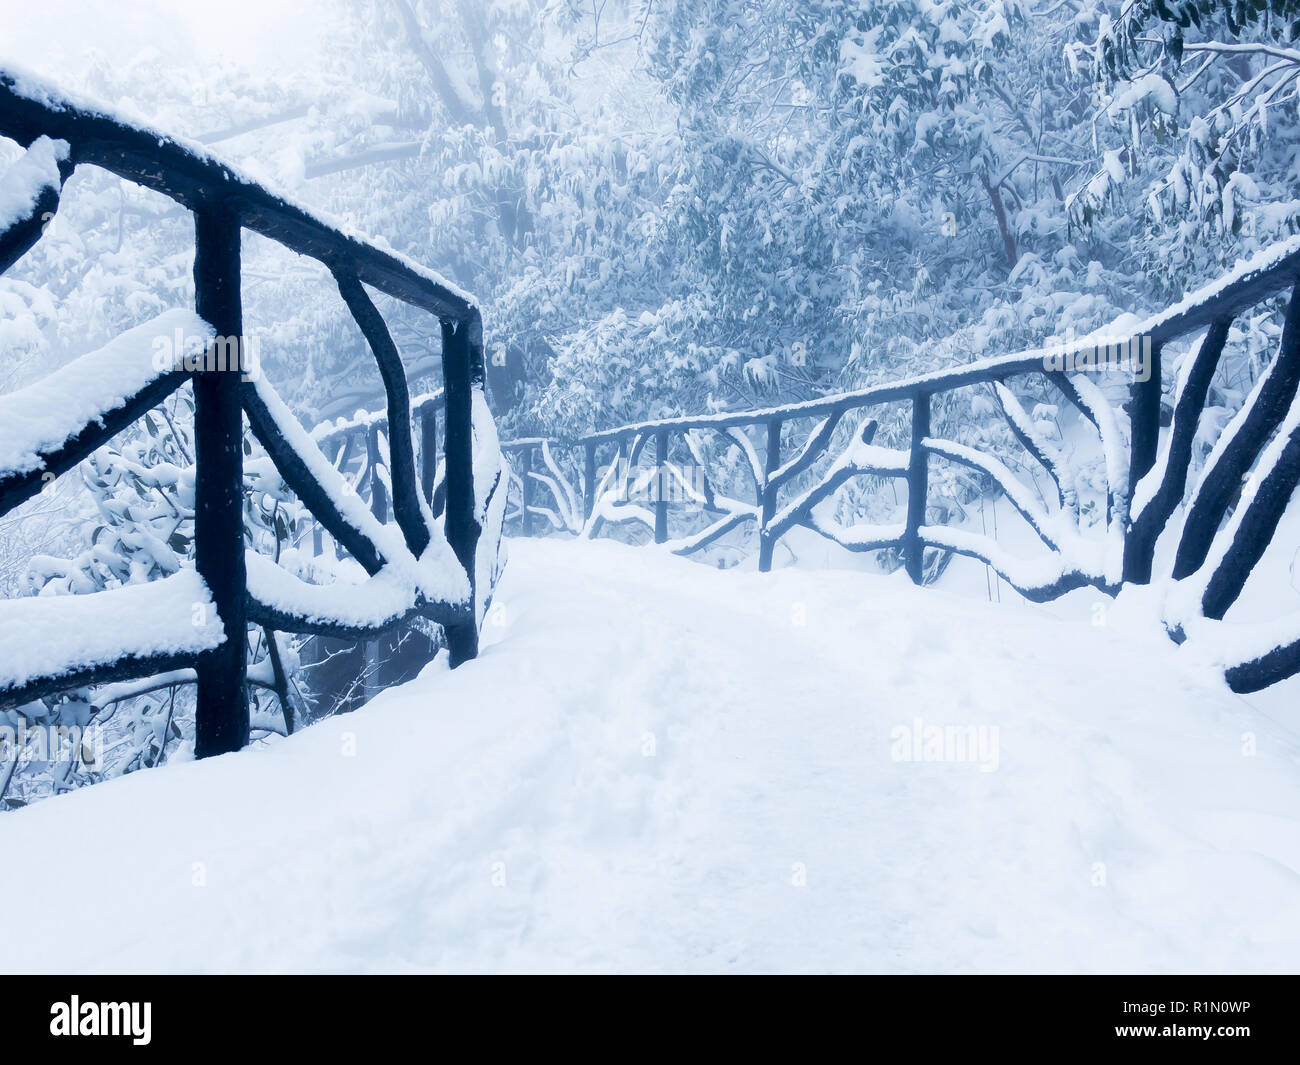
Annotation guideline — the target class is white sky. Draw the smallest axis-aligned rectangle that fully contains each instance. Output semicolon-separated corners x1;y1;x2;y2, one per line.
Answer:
0;0;329;80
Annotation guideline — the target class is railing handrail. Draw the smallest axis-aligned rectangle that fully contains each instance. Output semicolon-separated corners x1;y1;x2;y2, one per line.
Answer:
573;234;1300;446
494;238;1300;696
0;66;478;328
0;66;502;760
312;389;446;448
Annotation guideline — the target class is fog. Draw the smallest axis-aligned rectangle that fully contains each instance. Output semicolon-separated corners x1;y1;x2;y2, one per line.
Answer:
0;0;331;80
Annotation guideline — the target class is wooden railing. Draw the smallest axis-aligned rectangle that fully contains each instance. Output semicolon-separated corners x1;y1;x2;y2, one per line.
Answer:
500;239;1300;694
0;69;504;756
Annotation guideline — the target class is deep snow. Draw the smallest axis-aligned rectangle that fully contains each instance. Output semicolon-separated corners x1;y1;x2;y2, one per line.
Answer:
2;536;1299;973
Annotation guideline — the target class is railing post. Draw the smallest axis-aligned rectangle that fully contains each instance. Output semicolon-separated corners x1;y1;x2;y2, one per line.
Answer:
520;445;534;537
192;205;248;758
335;271;427;555
442;317;480;667
1127;337;1162;501
1174;281;1300;579
365;423;388;696
654;430;669;544
583;441;596;523
420;403;437;506
758;418;782;572
904;392;931;585
1125;322;1229;585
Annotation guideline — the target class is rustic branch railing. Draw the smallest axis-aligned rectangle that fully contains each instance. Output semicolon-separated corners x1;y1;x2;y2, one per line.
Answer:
497;238;1300;695
0;69;503;756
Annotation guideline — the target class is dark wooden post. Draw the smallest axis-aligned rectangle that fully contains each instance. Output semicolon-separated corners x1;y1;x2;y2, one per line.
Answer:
583;441;597;523
519;446;534;537
1127;337;1162;502
192;205;248;758
1124;323;1227;585
365;423;389;693
335;272;427;555
758;418;782;572
654;430;669;544
420;403;438;506
904;392;931;585
442;317;480;667
1200;424;1300;620
1174;281;1300;579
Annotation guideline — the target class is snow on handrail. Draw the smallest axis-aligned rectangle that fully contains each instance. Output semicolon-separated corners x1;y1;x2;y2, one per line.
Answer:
1208;613;1300;694
245;551;468;639
312;389;445;446
0;134;70;273
0;310;210;480
0;570;224;708
0;64;479;325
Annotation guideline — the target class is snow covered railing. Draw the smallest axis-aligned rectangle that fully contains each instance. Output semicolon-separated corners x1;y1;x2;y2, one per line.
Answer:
0;68;504;756
0;571;225;709
499;239;1300;694
308;389;448;549
0;310;209;515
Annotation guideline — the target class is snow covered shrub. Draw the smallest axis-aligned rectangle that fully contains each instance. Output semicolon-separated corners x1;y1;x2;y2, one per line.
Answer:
1068;0;1300;289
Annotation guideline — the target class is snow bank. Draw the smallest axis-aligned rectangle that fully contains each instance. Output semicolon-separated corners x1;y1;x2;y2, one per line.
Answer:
2;538;1298;973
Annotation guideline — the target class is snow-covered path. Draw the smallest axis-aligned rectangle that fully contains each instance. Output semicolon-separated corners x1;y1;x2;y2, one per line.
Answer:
3;537;1300;973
